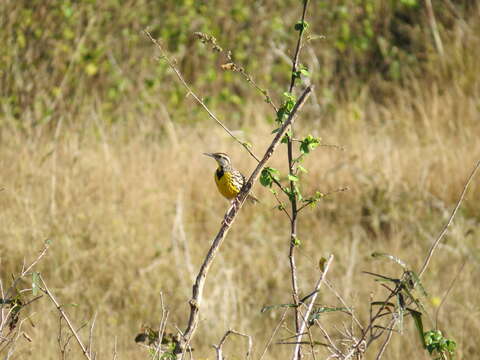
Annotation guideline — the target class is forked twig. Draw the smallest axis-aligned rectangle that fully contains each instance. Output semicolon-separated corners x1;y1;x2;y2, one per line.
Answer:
213;329;252;360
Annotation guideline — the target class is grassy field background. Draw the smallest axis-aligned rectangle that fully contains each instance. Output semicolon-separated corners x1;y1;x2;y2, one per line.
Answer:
1;1;480;359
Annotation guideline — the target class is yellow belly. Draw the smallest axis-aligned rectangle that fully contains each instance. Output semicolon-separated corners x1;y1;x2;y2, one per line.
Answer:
214;171;240;200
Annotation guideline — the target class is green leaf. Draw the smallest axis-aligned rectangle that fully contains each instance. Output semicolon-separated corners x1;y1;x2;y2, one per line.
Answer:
299;134;321;154
288;174;299;182
371;252;407;269
297;165;308;173
363;271;399;284
300;68;310;77
294;20;309;32
261;303;297;313
276;93;297;123
410;309;425;348
294;183;303;201
371;301;396;308
423;330;456;357
314;191;324;199
308;307;349;322
260;167;280;188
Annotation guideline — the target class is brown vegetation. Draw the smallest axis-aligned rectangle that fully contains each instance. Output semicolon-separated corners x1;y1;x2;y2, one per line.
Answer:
1;1;479;359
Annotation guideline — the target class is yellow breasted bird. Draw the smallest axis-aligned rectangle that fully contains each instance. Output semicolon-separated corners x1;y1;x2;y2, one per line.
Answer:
204;152;259;203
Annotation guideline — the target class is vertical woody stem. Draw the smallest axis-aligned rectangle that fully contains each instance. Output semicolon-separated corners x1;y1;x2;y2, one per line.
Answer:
285;3;309;360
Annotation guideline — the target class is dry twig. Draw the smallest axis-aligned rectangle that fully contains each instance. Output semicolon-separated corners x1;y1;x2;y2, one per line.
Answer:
418;160;480;278
213;329;252;360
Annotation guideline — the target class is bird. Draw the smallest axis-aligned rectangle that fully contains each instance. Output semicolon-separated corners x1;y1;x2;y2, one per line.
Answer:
203;152;259;203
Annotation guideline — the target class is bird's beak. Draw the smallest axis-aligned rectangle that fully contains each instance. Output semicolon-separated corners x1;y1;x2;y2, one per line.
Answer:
203;153;214;158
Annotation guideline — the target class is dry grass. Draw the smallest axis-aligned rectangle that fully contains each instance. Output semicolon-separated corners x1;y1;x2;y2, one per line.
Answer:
1;60;479;358
2;3;480;359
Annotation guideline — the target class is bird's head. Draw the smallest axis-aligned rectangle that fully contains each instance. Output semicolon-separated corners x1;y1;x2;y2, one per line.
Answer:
203;152;232;168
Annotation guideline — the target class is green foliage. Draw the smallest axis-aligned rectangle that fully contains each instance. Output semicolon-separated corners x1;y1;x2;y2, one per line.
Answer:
287;174;299;182
260;167;280;188
294;20;309;32
366;253;458;359
261;303;298;313
308;307;349;325
292;64;310;80
371;252;407;269
276;92;297;124
424;330;456;360
299;134;321;154
301;191;325;208
1;0;471;128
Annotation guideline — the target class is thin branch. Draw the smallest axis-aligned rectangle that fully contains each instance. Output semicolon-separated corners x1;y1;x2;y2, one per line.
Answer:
259;309;288;360
5;242;49;301
323;279;363;331
154;292;170;359
375;319;395;360
291;254;334;360
288;0;309;93
272;191;292;221
179;86;313;353
88;312;97;359
297;187;349;212
39;275;93;360
213;329;252;360
303;313;318;360
144;30;261;163
418;160;480;278
112;337;117;360
314;319;343;357
193;31;278;112
286;4;310;357
435;259;467;329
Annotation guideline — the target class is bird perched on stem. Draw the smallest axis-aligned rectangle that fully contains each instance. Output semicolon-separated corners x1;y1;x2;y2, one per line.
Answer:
203;152;259;204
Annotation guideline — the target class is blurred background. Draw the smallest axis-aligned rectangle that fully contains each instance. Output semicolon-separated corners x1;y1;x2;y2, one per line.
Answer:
1;0;479;359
